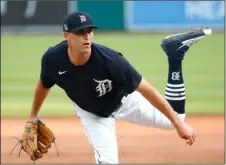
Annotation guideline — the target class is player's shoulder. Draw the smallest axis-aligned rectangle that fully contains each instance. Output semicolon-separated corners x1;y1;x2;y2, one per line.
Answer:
92;43;131;70
42;40;67;60
92;42;123;58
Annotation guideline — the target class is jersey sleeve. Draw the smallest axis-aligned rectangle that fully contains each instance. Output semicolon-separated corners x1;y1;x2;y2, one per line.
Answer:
40;50;55;88
110;53;142;94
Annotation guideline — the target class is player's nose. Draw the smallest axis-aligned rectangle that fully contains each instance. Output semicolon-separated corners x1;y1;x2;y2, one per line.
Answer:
83;32;89;39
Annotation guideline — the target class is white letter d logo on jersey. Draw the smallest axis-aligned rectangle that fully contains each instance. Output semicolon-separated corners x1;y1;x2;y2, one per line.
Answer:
93;78;112;97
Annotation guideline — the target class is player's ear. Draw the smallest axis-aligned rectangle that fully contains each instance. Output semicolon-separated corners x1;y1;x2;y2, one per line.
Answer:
63;32;69;40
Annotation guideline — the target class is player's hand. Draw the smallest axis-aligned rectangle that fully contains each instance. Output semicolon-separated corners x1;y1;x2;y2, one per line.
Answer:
174;121;196;146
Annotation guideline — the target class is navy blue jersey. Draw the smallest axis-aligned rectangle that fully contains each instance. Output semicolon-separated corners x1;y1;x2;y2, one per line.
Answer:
40;41;142;117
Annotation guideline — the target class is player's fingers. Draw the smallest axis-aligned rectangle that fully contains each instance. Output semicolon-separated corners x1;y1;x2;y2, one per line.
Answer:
192;133;195;138
185;136;193;146
191;136;195;144
193;132;196;138
186;140;192;145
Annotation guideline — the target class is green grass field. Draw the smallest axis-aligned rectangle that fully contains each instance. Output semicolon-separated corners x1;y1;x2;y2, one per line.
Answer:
1;32;224;117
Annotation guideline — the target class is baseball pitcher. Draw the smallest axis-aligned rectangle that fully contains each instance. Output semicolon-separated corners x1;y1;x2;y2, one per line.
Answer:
11;11;211;164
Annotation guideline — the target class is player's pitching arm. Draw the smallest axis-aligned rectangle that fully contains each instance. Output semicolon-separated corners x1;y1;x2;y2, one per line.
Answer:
29;80;50;122
137;78;196;146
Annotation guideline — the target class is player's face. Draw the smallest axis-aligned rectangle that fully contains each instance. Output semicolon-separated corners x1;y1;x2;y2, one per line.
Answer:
64;27;93;54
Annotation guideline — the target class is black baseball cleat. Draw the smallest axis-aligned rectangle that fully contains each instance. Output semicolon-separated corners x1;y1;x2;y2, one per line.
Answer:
161;27;212;60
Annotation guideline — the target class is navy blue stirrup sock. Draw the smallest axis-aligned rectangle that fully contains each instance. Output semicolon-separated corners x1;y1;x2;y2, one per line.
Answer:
165;60;185;114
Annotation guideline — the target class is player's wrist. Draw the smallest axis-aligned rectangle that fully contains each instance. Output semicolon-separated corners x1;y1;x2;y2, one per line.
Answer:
28;115;39;123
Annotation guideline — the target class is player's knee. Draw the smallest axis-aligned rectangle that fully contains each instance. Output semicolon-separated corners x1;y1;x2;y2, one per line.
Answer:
168;113;186;130
157;113;186;130
162;123;178;130
178;113;186;121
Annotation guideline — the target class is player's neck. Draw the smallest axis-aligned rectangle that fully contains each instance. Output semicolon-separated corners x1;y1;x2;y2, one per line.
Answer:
68;48;91;66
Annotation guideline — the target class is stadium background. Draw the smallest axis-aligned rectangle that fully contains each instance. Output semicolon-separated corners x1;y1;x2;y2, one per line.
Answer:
1;1;224;164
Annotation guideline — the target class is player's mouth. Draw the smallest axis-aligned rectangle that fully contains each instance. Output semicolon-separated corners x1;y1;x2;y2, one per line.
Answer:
83;42;90;46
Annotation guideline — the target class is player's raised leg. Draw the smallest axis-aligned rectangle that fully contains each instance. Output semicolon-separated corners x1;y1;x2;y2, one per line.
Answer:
113;27;212;129
161;27;212;116
73;103;119;164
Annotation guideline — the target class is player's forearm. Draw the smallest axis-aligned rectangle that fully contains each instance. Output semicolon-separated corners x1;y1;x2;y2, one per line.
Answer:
29;80;50;122
137;79;182;127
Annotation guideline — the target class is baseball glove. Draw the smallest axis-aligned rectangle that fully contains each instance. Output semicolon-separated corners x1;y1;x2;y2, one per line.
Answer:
10;120;59;163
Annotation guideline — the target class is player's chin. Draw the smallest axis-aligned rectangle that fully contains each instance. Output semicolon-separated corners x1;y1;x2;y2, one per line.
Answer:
81;47;91;53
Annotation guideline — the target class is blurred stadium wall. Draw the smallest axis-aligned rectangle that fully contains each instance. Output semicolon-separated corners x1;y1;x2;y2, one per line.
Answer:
1;1;224;33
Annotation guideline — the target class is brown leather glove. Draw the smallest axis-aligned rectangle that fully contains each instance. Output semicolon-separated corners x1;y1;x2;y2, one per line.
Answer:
10;120;59;163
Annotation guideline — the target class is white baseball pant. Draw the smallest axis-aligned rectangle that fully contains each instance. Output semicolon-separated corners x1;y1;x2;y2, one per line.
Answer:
73;91;185;164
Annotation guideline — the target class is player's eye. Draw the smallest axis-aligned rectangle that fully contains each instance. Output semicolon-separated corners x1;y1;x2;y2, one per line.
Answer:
86;28;93;33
